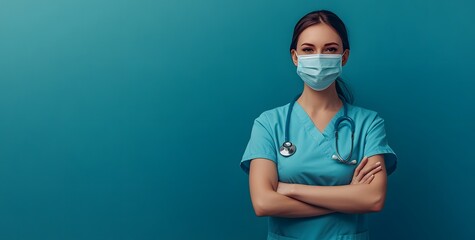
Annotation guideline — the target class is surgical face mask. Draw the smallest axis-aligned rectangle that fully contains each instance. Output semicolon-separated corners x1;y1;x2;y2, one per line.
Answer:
295;51;345;91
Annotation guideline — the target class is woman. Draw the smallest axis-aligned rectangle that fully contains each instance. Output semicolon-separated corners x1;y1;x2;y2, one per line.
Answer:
240;10;398;240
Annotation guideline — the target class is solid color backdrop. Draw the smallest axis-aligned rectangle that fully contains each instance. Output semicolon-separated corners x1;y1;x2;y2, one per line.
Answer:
0;0;473;239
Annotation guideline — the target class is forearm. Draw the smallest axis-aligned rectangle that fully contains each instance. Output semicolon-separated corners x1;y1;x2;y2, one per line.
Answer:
253;189;334;218
287;184;385;213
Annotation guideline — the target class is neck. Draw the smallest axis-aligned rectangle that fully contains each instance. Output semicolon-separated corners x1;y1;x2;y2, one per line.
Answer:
297;83;342;114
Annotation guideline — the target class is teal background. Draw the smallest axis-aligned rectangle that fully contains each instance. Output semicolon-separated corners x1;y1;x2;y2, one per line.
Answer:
0;0;473;239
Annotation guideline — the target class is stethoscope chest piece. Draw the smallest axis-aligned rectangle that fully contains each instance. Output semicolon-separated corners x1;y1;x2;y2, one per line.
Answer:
280;141;296;157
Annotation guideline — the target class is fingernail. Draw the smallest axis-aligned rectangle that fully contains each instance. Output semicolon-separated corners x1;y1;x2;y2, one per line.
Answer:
376;162;381;165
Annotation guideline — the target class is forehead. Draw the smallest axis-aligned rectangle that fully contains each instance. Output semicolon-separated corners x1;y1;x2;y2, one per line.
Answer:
297;23;342;46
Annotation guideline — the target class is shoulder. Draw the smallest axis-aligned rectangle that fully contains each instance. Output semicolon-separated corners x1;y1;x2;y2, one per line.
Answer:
346;103;379;118
254;102;290;125
346;103;384;127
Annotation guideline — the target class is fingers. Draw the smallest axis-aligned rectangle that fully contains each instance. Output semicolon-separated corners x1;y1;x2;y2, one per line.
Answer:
355;161;382;183
359;161;381;177
363;174;375;184
352;156;368;180
360;165;382;183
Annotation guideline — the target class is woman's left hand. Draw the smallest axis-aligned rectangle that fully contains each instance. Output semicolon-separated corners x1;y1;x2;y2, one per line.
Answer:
277;182;295;196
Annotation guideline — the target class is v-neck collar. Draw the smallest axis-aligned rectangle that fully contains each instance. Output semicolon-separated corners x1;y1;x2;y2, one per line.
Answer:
294;100;345;140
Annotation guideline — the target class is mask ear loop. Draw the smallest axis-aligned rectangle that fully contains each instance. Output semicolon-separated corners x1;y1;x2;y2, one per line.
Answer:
294;50;300;59
341;49;348;65
294;50;301;67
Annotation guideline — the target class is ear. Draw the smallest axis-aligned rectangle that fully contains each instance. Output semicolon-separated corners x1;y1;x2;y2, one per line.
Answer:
342;49;350;66
291;49;298;66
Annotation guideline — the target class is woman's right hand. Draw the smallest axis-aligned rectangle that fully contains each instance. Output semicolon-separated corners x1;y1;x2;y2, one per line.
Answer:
350;156;382;185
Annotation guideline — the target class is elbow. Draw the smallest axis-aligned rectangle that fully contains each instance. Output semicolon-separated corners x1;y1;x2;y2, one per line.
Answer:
252;197;273;217
368;194;385;212
253;200;269;217
254;207;267;217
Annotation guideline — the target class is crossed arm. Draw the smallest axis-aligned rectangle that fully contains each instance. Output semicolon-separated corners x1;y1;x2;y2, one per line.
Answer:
248;155;387;218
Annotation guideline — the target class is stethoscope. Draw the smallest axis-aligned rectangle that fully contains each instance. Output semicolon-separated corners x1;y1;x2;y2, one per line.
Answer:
279;94;357;165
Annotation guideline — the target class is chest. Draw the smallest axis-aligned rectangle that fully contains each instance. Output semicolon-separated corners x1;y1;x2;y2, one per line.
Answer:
276;121;364;186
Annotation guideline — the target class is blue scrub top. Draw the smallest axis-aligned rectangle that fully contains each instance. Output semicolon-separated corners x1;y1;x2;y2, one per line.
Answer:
240;100;398;240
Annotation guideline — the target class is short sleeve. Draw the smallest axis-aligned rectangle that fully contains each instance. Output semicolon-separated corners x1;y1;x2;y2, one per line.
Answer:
240;114;277;175
364;114;398;176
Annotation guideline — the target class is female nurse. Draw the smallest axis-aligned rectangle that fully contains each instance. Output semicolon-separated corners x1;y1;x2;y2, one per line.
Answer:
240;10;398;240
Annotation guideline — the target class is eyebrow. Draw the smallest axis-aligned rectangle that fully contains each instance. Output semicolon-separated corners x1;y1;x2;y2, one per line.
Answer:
301;42;340;47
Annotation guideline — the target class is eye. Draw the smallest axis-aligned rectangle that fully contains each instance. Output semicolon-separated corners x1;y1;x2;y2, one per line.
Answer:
302;48;314;53
324;47;338;53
